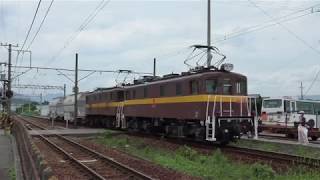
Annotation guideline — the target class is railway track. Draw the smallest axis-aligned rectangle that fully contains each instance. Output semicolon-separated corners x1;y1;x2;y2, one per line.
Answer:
258;134;320;145
16;115;153;180
38;135;152;179
224;146;320;168
123;131;320;168
18;115;320;169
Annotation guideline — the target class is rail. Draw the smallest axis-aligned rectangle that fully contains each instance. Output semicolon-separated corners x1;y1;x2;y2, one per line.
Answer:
19;115;153;180
224;146;320;168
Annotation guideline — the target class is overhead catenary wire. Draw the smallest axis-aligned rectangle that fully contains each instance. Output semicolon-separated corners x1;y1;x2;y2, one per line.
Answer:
247;0;320;96
26;0;55;50
17;0;42;55
304;69;320;96
14;0;42;76
214;2;320;44
45;0;111;66
247;0;320;56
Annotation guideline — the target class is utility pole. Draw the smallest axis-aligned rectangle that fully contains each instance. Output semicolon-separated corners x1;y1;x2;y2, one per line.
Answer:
63;84;66;98
207;0;212;68
300;82;304;100
74;53;79;127
0;43;18;123
153;58;156;77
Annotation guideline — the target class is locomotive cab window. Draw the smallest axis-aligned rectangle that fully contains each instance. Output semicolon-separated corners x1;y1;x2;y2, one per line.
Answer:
206;79;217;94
223;79;232;95
240;81;247;94
236;81;246;94
190;80;199;95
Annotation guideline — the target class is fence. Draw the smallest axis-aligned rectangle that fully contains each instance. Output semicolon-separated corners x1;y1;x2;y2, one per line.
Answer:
12;117;55;180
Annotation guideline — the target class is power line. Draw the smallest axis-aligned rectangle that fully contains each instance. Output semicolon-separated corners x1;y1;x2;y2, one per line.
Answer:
15;0;42;75
305;68;320;96
11;65;151;75
247;0;320;56
12;84;64;90
46;0;111;66
26;0;54;50
247;0;320;95
18;0;42;53
214;3;320;44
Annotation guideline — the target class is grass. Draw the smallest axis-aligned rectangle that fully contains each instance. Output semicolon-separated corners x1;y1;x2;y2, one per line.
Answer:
8;166;16;180
230;139;320;159
95;131;320;180
21;111;40;116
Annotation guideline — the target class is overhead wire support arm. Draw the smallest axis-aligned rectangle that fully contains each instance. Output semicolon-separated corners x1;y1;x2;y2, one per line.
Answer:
56;69;74;83
78;71;97;82
11;49;32;67
12;84;64;90
11;65;152;75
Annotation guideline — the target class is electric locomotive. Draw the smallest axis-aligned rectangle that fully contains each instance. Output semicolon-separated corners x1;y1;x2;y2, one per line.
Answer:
86;61;256;144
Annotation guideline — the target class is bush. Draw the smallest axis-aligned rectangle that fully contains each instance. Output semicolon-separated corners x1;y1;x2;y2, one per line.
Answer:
251;163;275;179
177;145;198;161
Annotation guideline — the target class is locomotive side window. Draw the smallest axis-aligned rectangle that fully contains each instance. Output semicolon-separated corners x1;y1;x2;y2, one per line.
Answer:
190;80;199;95
132;90;136;99
110;93;113;101
125;91;130;100
176;83;182;95
143;87;148;98
206;80;217;94
223;79;232;95
160;85;166;97
117;91;124;101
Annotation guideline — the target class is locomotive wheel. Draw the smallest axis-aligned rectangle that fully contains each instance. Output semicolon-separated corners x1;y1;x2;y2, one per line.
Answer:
219;129;230;145
311;136;318;141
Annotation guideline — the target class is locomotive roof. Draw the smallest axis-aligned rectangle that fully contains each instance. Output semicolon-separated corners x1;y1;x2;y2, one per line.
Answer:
89;70;246;94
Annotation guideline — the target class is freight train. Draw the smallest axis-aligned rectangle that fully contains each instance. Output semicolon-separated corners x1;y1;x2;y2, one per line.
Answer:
48;93;86;123
48;65;258;144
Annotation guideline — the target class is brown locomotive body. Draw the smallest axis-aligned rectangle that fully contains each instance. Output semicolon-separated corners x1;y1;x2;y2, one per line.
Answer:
86;69;255;143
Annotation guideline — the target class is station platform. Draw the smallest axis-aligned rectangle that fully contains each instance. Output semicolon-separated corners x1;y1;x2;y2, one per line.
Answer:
0;130;22;180
29;128;106;136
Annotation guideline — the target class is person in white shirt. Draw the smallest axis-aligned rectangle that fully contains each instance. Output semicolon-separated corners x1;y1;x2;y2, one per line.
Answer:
298;117;309;145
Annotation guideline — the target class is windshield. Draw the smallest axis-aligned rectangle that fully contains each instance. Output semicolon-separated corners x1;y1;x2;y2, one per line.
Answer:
263;99;282;108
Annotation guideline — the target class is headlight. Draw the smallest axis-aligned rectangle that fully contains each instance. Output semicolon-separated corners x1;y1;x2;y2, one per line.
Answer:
221;63;234;72
224;129;229;133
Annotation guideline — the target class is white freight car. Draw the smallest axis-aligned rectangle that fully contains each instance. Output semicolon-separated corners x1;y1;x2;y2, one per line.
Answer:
49;97;64;120
63;93;86;123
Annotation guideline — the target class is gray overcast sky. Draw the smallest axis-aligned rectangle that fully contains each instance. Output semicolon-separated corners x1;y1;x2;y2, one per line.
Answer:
0;0;320;99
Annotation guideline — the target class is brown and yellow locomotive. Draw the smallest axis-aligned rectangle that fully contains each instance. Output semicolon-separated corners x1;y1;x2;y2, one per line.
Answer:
86;65;256;144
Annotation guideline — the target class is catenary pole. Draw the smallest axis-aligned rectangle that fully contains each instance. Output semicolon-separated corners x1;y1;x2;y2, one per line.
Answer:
207;0;211;68
74;53;79;127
